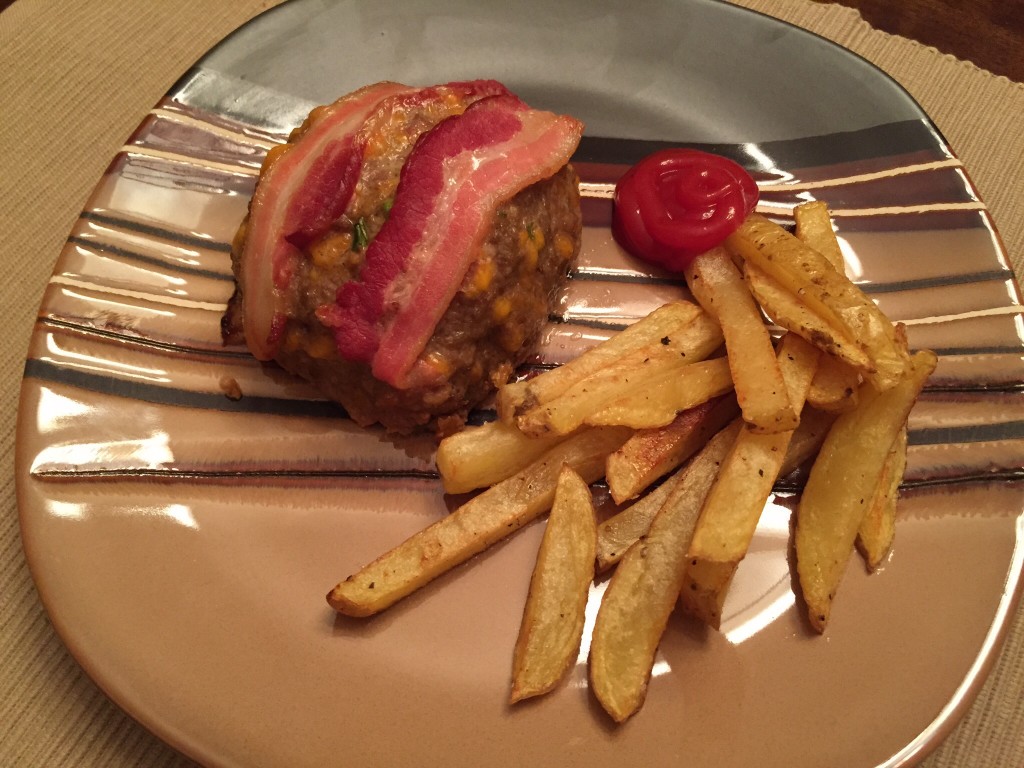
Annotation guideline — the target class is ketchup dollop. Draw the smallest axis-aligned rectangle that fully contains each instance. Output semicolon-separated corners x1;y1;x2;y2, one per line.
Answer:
612;149;759;271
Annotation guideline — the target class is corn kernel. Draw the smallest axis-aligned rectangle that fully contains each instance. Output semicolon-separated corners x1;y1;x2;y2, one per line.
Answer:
284;326;303;351
306;334;337;360
522;241;539;271
309;232;353;268
492;296;512;322
424;352;452;377
465;257;495;296
366;130;388;158
531;228;546;250
554;232;575;259
500;325;525;353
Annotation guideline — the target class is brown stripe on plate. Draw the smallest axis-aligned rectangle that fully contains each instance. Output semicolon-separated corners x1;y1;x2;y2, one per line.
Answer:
867;277;1018;322
56;238;234;304
127;111;271;173
836;227;1012;286
757;166;976;210
580;188;991;234
910;390;1024;433
38;282;229;350
80;211;233;254
573;121;951;173
24;362;1024;489
28;323;324;404
24;379;434;481
904;440;1024;485
927;353;1024;390
157;95;289;145
106;150;257;197
88;156;251;241
905;310;1024;356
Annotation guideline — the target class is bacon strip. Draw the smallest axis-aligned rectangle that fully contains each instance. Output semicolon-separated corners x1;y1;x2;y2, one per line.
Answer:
241;82;411;359
241;80;509;361
327;95;584;388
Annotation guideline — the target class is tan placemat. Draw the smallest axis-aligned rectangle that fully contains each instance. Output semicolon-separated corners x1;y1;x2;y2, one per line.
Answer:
1;0;1021;766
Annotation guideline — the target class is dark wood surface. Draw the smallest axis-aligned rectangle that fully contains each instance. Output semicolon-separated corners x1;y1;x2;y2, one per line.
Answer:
822;0;1024;82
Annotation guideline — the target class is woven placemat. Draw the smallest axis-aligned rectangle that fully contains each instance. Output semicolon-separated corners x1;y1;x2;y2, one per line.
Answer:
1;0;1021;765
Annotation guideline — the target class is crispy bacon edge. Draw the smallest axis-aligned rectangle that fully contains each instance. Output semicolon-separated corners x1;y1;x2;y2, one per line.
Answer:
240;79;510;360
322;94;584;388
240;81;412;360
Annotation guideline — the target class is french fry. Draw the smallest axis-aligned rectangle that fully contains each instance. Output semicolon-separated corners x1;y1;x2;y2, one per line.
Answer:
585;356;733;430
497;301;706;423
514;312;722;437
806;354;861;413
685;246;798;433
857;427;908;570
794;201;862;413
510;466;596;703
727;214;910;390
681;333;820;628
589;423;738;722
596;420;744;573
796;350;936;632
605;395;739;504
596;473;681;574
777;406;837;478
436;419;568;495
327;426;631;617
677;559;735;627
743;263;871;372
793;201;844;267
597;406;834;574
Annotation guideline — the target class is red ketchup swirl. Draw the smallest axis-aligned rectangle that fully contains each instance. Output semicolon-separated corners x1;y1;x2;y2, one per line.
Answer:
612;149;759;271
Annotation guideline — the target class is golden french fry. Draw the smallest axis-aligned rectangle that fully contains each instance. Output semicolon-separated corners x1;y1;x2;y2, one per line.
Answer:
605;395;739;504
599;404;834;574
685;246;797;433
794;201;863;412
743;263;872;372
585;356;733;430
793;201;844;269
497;301;706;423
727;214;910;390
589;423;738;722
857;427;908;570
510;466;596;703
596;472;682;574
806;354;861;413
796;350;936;632
327;426;630;617
778;406;837;478
677;559;734;627
436;419;568;495
681;333;820;628
514;312;722;437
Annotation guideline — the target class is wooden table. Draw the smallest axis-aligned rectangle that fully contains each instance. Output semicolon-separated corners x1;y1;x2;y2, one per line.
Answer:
824;0;1024;81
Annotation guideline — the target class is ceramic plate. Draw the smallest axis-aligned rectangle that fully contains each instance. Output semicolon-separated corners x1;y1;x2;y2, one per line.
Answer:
17;1;1024;766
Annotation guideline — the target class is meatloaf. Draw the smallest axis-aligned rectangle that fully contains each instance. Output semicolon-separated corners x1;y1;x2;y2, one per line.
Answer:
223;80;583;433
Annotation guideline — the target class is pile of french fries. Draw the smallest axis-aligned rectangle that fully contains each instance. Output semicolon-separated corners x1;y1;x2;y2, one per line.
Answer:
327;201;936;723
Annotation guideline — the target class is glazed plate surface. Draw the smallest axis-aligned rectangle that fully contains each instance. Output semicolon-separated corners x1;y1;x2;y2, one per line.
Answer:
17;1;1024;766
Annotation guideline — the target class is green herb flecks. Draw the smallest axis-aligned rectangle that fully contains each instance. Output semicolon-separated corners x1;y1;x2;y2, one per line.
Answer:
353;218;369;252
